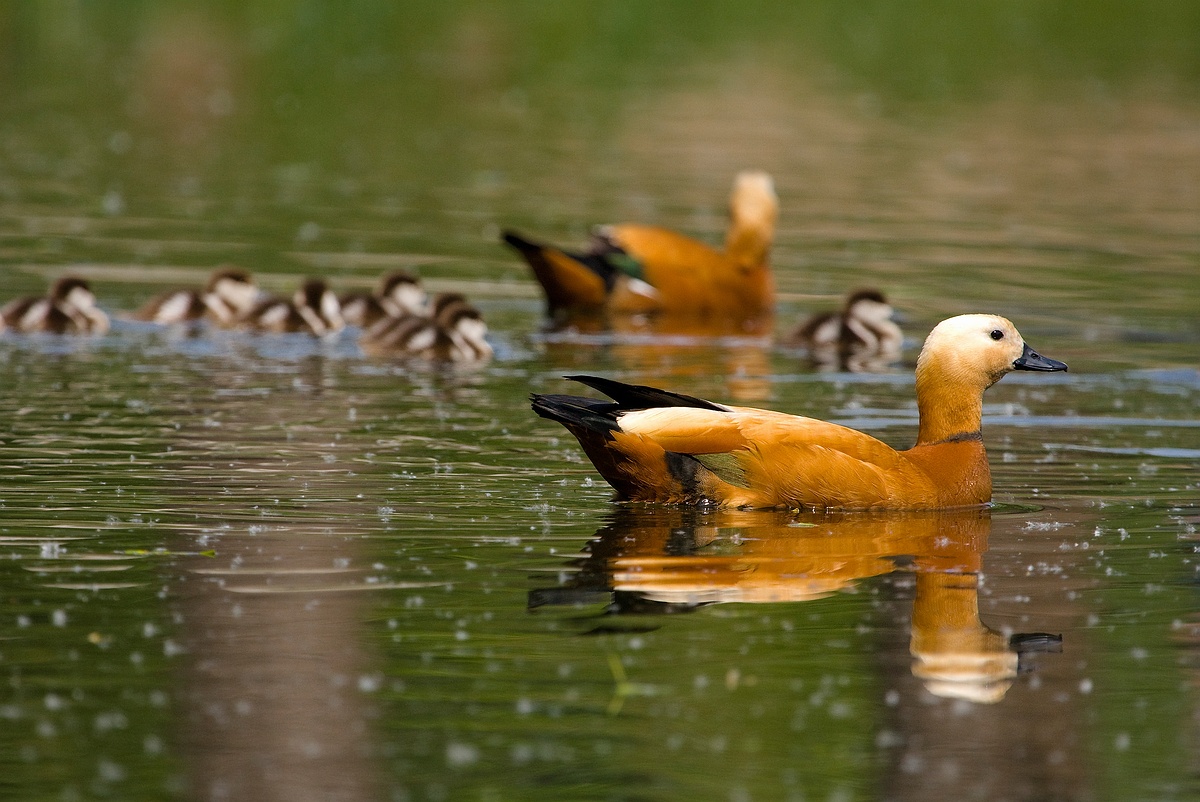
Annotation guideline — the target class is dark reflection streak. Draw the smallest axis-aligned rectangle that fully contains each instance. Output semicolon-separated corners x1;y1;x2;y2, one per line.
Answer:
165;354;381;802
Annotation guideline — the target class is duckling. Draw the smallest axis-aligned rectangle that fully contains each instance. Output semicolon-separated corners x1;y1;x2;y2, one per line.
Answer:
785;288;904;372
239;278;345;336
503;170;777;327
531;314;1067;510
131;267;262;326
359;293;491;362
434;294;492;362
339;270;428;328
1;276;109;334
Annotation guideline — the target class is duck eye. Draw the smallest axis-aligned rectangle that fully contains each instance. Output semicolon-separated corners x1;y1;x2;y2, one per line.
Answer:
990;329;1004;341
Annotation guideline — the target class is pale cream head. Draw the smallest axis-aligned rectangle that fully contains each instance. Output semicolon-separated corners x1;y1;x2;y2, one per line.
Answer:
64;284;98;312
725;170;778;270
729;170;778;229
211;273;262;313
847;295;895;327
445;308;492;361
385;279;428;317
916;314;1028;391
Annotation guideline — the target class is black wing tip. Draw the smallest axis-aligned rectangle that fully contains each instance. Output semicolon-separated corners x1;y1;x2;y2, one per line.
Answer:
563;375;725;412
530;391;620;434
502;229;537;250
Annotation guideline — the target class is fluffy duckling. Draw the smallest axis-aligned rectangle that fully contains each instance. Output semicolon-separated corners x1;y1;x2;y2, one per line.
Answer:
785;288;904;371
240;278;345;336
503;170;777;325
131;267;262;326
359;293;491;362
1;276;109;334
531;314;1067;510
339;270;428;328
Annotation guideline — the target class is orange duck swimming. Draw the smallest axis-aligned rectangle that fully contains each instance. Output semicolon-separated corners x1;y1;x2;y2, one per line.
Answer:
503;170;777;331
532;314;1067;510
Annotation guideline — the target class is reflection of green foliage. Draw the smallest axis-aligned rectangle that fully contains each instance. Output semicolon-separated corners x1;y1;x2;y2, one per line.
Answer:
7;2;1200;97
372;537;880;800
1076;503;1198;800
0;570;181;800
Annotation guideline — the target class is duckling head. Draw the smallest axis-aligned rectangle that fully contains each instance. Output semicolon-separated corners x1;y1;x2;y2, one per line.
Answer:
436;299;492;361
378;270;428;316
430;292;470;322
48;276;108;334
207;267;261;312
295;279;345;335
50;277;96;308
843;289;895;327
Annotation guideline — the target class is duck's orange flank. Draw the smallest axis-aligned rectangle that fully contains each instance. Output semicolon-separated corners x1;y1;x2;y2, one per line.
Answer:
532;314;1067;510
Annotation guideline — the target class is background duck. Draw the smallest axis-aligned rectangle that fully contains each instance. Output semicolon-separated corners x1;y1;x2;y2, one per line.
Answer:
130;266;262;326
531;314;1067;510
339;270;428;328
502;170;777;329
359;292;491;362
1;276;109;334
784;288;904;372
239;278;344;336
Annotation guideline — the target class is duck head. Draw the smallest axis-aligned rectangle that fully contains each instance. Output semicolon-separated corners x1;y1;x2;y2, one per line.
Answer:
914;314;1066;445
725;170;778;270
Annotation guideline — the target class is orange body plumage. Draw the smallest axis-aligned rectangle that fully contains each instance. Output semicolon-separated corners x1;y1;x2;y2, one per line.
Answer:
532;314;1067;510
504;171;777;329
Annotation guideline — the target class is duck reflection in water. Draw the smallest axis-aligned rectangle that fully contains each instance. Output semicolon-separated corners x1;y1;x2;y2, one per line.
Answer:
538;324;773;403
530;507;1061;703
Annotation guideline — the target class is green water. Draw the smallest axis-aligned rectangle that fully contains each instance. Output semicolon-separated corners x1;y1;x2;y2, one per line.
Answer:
2;4;1200;801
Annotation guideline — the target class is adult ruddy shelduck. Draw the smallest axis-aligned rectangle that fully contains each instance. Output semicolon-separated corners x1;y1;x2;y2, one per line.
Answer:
502;170;777;326
531;314;1067;510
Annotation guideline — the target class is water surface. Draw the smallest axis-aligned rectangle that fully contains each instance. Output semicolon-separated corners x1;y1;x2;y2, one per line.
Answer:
2;4;1200;801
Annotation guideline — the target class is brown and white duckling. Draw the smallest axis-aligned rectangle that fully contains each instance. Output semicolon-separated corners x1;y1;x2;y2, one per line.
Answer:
240;278;345;336
339;270;428;328
131;267;262;326
785;288;903;371
1;276;109;335
359;293;491;362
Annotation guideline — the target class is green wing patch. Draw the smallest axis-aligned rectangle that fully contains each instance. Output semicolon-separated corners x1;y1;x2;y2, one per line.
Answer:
607;251;645;281
694;452;750;488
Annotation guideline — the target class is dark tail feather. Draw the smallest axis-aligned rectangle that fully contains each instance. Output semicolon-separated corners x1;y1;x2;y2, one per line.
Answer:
502;230;542;255
564;375;726;412
530;393;621;434
502;229;619;290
